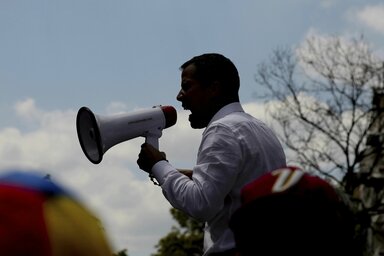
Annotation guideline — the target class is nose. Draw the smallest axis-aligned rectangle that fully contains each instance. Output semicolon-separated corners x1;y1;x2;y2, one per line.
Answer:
176;89;184;102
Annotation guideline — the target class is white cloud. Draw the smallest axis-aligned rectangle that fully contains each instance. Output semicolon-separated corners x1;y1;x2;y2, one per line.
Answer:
356;4;384;34
14;98;42;121
105;101;131;115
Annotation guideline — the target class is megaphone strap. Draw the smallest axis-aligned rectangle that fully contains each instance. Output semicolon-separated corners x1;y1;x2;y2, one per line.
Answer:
149;174;160;186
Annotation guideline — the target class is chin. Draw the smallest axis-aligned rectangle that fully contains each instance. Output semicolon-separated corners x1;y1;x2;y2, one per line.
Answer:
190;123;206;129
189;114;209;129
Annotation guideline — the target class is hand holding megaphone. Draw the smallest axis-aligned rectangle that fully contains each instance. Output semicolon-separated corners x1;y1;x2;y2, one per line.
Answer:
137;143;167;173
76;105;177;164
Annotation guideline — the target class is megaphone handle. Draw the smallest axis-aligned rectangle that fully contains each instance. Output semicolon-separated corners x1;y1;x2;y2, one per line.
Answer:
145;136;159;149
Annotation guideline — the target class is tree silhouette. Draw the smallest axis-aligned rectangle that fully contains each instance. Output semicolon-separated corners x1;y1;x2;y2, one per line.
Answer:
152;208;204;256
255;34;384;255
114;249;128;256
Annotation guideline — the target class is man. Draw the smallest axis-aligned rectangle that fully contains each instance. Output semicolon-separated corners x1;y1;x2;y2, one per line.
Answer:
229;166;358;256
137;53;286;255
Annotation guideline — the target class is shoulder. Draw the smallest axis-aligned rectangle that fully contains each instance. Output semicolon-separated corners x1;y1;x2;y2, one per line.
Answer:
209;111;267;133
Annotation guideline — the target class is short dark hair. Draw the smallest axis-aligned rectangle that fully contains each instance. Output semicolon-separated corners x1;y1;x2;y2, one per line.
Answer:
180;53;240;97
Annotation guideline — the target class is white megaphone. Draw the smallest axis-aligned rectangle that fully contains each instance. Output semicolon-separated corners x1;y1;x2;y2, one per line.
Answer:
76;105;177;164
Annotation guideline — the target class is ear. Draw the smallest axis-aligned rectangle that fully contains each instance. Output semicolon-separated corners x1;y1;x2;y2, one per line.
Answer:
208;81;221;97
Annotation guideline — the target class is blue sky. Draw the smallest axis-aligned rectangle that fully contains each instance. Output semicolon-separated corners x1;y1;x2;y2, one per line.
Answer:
2;0;378;123
1;1;384;256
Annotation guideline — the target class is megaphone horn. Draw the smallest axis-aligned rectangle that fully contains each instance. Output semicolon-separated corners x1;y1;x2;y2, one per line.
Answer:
76;105;177;164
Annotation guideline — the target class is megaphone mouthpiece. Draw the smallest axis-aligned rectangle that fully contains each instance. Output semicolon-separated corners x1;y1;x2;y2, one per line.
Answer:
160;105;177;128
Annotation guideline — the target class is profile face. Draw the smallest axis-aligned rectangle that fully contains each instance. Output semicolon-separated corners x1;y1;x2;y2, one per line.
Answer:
177;64;215;129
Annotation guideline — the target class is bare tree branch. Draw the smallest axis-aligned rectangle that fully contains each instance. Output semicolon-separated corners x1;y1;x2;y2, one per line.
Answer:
255;34;384;255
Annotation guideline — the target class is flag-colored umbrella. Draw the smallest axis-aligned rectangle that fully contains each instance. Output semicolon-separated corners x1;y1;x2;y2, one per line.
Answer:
0;170;113;256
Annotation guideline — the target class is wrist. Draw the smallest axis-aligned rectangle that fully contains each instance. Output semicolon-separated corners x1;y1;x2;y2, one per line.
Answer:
150;160;173;185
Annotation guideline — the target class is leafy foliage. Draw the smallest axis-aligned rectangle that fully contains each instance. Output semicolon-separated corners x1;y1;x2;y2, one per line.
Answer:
152;208;204;256
113;249;128;256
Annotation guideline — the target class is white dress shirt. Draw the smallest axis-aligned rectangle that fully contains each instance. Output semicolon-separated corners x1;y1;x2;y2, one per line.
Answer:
152;102;286;255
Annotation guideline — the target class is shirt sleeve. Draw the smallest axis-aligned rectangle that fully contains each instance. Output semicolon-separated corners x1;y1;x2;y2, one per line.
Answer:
152;123;243;221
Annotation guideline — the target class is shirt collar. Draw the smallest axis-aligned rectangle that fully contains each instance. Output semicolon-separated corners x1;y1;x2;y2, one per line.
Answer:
207;102;244;127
